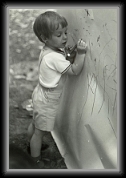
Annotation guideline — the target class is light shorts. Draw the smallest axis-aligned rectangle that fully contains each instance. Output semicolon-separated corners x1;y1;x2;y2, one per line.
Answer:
32;84;62;131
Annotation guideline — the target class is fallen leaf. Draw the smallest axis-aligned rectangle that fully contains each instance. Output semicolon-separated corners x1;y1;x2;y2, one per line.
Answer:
14;75;26;79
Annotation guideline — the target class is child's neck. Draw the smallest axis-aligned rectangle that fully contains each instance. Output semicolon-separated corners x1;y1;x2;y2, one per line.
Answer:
44;44;64;53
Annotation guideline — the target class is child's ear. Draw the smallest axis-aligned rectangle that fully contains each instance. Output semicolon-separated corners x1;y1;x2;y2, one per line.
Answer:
40;35;48;43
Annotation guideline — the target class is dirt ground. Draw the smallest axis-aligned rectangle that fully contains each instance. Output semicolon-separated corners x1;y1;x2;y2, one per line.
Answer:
9;9;67;169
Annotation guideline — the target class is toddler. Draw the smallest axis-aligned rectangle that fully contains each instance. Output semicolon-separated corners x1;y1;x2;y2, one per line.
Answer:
27;11;88;168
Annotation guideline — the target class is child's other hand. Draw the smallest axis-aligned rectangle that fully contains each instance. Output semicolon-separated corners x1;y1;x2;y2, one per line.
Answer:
77;39;88;54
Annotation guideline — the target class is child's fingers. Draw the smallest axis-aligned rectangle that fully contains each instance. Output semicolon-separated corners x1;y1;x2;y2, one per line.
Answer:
81;41;86;47
78;39;87;48
78;39;85;44
77;39;81;45
78;38;82;42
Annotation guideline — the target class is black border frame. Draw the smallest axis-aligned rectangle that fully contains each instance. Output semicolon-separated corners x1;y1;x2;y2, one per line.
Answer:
2;1;124;176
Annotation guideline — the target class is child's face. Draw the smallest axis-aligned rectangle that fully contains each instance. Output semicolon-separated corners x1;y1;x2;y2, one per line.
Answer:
46;24;68;49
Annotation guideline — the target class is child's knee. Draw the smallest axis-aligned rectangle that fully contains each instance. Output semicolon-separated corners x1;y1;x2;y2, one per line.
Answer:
34;128;45;138
28;122;33;131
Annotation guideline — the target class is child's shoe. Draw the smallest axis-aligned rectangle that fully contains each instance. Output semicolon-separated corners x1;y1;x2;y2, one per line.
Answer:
35;158;51;169
35;159;45;169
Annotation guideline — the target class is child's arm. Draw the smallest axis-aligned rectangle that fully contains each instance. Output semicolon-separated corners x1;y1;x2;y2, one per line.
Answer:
67;39;87;75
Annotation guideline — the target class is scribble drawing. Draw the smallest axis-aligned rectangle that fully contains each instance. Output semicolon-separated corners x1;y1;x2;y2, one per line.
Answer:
89;40;93;61
107;117;117;138
106;64;117;80
78;67;116;117
68;11;117;119
113;79;117;84
89;59;117;115
112;20;117;23
84;9;94;20
97;63;117;113
85;9;90;16
98;38;115;76
112;92;117;116
103;21;117;42
98;82;113;106
87;73;95;95
106;85;117;92
98;67;106;114
91;75;98;115
97;35;100;42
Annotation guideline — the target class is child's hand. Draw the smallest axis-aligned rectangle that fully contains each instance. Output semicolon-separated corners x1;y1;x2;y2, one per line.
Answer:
77;39;88;54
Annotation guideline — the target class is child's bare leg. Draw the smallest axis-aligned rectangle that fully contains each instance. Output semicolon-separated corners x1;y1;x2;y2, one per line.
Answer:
30;128;45;157
27;122;35;142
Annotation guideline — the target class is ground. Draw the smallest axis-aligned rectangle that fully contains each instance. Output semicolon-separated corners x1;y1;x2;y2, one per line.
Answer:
9;9;67;169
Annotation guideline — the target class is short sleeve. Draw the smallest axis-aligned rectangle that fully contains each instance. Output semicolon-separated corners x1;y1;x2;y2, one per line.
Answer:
43;52;71;74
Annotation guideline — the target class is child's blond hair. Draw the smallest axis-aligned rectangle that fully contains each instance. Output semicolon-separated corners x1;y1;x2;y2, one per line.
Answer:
33;11;68;43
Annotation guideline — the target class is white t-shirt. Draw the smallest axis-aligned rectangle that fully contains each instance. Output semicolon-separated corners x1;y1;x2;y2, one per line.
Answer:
39;51;71;88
